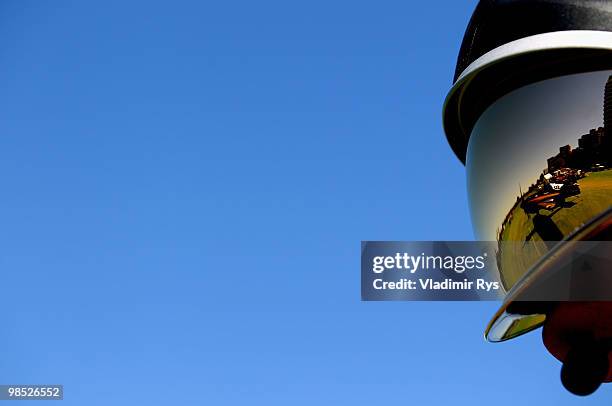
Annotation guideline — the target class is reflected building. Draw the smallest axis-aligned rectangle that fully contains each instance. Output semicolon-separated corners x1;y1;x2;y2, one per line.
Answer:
605;74;612;159
547;75;612;172
605;74;612;138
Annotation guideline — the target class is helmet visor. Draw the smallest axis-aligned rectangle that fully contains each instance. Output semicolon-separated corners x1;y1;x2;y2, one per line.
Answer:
467;70;612;291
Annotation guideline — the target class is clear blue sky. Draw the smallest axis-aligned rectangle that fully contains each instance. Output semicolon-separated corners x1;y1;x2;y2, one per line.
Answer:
0;1;609;404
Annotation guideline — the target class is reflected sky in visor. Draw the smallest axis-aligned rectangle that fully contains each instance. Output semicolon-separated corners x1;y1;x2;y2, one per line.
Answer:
466;70;612;241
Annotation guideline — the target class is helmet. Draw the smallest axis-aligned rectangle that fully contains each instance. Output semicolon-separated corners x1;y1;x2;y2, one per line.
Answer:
443;0;612;395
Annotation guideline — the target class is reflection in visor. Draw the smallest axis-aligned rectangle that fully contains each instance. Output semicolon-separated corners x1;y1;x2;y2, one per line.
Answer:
467;71;612;291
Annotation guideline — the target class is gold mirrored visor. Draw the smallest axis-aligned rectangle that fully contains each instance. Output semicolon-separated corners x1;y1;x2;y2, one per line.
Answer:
465;70;612;341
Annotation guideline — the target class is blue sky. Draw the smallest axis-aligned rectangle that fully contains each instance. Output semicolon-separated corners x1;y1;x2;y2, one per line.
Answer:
0;1;609;404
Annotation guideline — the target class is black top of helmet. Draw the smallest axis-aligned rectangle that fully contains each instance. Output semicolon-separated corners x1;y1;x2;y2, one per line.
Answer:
455;0;612;82
444;0;612;164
